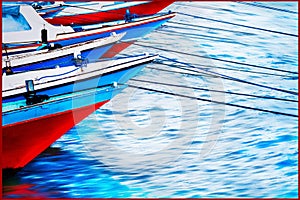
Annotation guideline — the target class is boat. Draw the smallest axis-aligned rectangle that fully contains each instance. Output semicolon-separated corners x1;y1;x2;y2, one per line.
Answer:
2;53;158;169
42;0;175;26
2;4;74;51
3;53;158;102
3;1;112;18
34;2;115;18
3;4;175;56
2;85;125;169
2;1;100;19
2;32;126;73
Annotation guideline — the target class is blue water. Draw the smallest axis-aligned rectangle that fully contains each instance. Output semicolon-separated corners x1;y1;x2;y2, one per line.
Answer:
3;2;298;198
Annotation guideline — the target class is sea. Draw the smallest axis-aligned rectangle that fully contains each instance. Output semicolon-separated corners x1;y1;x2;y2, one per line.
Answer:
2;2;298;198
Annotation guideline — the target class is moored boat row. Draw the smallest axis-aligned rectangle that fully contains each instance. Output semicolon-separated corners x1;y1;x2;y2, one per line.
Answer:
2;1;175;170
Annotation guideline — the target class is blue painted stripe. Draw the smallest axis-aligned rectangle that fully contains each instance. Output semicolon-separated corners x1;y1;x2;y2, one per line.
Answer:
9;43;114;73
2;85;127;126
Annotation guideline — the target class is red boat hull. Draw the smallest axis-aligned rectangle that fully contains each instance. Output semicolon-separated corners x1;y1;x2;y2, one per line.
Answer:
2;100;109;169
45;0;175;25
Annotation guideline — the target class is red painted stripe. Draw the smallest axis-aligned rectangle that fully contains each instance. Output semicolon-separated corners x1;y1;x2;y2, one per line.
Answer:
2;100;109;169
51;14;175;42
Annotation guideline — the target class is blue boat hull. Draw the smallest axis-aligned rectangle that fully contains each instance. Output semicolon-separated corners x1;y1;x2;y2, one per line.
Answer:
3;58;151;103
7;43;114;73
59;17;171;46
3;84;126;126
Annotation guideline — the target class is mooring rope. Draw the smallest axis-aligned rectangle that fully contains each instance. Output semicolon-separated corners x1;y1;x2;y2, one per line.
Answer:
166;21;256;36
153;59;298;97
130;78;298;103
154;59;296;79
177;12;298;37
119;53;296;79
175;2;297;15
119;54;298;103
237;2;298;14
127;84;298;118
158;55;298;96
132;42;298;75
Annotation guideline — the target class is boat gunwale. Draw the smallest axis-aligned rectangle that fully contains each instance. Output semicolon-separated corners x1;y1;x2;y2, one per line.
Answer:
2;84;125;116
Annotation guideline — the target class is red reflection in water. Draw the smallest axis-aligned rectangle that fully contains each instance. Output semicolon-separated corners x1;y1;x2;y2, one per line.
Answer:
101;41;135;58
3;183;46;198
